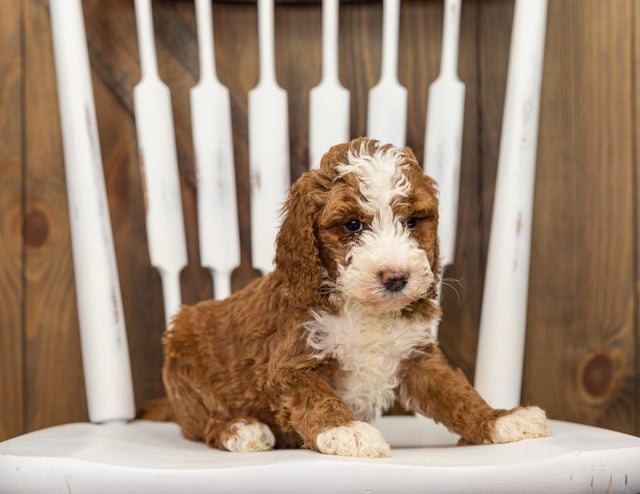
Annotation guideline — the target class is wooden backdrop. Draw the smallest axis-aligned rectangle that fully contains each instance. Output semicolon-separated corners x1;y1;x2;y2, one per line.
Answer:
1;0;639;441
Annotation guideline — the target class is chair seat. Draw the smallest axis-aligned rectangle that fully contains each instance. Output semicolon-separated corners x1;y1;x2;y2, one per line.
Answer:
1;418;638;493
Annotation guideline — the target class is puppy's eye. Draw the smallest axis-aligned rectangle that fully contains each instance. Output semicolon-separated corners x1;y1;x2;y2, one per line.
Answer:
405;217;419;229
344;220;364;234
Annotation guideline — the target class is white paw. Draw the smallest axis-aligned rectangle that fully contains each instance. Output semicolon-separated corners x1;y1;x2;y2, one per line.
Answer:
492;406;551;443
316;421;390;458
223;419;275;452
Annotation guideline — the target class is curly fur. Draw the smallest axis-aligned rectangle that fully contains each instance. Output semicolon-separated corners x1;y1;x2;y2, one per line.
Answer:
141;138;550;457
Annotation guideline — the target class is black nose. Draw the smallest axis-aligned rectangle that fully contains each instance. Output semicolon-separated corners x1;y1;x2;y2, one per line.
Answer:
379;270;409;292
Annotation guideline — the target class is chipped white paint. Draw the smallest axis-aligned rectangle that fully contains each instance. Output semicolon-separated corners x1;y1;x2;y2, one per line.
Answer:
191;0;240;300
133;0;187;323
249;0;290;275
49;0;134;423
367;0;407;148
424;0;465;272
309;0;350;169
3;419;640;492
475;0;549;409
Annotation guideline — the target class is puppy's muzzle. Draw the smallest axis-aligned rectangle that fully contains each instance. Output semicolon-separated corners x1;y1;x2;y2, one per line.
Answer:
379;270;409;293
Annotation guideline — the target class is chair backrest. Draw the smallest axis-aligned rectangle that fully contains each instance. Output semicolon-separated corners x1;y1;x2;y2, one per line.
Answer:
49;0;547;424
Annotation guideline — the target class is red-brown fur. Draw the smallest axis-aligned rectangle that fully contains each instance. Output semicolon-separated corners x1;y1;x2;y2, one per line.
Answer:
140;137;542;452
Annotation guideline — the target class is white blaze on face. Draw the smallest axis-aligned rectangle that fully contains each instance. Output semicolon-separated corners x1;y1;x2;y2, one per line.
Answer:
336;145;411;214
335;144;434;312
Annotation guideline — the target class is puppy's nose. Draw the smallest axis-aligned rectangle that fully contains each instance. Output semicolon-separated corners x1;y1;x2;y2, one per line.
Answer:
379;270;409;292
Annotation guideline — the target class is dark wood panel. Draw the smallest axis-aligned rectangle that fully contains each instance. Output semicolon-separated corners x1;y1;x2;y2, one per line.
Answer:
22;0;87;431
0;0;24;442
635;0;640;437
277;1;322;176
477;0;513;255
525;0;637;434
341;1;381;140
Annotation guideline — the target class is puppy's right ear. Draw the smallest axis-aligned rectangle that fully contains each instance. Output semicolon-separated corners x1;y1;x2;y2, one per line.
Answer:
275;171;327;309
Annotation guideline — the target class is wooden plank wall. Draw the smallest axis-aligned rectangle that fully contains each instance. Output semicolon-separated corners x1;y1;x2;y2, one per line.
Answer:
1;0;638;441
1;0;24;441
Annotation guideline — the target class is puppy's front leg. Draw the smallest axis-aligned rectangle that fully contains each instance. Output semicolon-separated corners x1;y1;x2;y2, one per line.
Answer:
269;370;390;457
399;344;550;444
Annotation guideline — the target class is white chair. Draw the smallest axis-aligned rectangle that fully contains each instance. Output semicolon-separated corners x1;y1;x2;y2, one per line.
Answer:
1;0;639;493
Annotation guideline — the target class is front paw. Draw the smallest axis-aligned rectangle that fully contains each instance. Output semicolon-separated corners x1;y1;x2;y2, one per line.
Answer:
316;421;390;458
491;406;550;443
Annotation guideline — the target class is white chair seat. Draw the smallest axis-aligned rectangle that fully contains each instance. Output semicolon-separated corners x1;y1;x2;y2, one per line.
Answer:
2;419;639;493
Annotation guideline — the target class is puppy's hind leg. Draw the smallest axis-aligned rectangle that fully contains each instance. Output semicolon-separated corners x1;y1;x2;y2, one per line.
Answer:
175;402;275;452
163;358;275;452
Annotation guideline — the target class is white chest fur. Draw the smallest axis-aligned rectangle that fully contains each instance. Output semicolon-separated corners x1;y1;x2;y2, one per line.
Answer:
305;304;436;422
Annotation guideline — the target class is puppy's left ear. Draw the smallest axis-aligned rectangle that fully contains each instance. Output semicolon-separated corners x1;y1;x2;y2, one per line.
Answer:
275;171;327;308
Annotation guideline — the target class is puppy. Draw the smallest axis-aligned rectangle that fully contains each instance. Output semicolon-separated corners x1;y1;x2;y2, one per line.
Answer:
148;137;549;457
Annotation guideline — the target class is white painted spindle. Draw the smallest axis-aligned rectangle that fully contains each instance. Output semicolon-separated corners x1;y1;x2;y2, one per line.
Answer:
249;0;291;274
424;0;465;271
133;0;188;323
50;0;135;423
309;0;350;169
191;0;240;300
474;0;549;409
424;0;465;339
367;0;407;147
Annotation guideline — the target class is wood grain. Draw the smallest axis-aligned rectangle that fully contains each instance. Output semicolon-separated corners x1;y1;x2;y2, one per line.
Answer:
22;0;87;431
0;0;24;442
524;0;637;434
634;0;640;436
